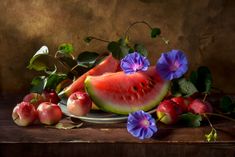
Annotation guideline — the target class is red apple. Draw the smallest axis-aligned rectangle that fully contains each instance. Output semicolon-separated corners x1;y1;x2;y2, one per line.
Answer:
171;97;192;113
37;102;62;125
67;91;92;116
156;100;183;125
12;101;38;126
42;89;60;104
188;99;213;115
23;93;45;108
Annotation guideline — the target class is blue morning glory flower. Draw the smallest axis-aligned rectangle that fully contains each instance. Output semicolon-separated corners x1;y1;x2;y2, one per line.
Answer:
121;52;150;74
127;110;157;140
156;50;188;80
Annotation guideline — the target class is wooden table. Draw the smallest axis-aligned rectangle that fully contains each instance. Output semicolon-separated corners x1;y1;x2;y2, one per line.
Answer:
0;95;235;157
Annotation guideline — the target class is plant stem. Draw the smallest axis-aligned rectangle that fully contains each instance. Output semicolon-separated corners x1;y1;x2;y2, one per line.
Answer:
124;21;152;38
205;112;235;123
203;93;208;102
87;36;110;43
203;114;215;130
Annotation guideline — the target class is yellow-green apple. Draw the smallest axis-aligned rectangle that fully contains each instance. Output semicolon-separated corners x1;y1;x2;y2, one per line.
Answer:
156;100;183;125
12;102;38;126
67;91;92;116
37;102;62;125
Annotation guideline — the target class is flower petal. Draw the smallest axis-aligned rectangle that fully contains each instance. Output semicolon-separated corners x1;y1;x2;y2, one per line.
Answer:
156;50;188;80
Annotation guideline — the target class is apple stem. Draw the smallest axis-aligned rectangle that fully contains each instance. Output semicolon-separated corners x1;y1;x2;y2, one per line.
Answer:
203;93;208;102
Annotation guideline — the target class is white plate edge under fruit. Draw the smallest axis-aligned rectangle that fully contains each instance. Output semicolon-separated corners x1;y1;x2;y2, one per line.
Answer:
58;100;156;124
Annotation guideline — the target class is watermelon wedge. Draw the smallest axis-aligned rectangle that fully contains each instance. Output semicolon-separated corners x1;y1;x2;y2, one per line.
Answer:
85;67;170;115
59;54;119;98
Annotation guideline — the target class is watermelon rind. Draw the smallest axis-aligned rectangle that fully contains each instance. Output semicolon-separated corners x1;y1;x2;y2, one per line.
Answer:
85;71;170;115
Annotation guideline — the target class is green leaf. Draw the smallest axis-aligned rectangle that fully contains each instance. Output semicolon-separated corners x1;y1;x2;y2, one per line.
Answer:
178;78;198;96
134;44;148;57
179;113;202;127
77;51;99;68
58;43;74;55
30;76;47;93
107;41;123;59
151;28;161;38
45;73;67;90
220;96;234;113
118;37;128;46
57;56;77;68
189;66;213;93
27;46;49;71
195;66;213;93
84;36;93;43
189;71;198;85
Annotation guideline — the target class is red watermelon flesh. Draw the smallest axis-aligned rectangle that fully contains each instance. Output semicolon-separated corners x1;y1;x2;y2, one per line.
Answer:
58;54;119;98
85;67;170;115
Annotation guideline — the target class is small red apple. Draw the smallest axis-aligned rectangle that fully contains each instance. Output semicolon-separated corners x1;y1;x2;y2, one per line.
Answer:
12;101;38;126
188;99;213;115
23;92;45;108
156;100;183;125
67;91;92;116
37;102;62;125
171;97;192;113
42;89;60;104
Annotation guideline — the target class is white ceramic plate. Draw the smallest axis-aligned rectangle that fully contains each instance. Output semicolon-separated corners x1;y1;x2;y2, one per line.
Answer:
58;99;156;124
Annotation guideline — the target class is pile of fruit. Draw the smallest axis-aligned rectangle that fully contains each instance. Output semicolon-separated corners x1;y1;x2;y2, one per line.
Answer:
12;21;235;141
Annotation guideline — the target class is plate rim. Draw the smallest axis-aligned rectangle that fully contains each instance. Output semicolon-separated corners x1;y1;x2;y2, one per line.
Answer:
58;100;156;123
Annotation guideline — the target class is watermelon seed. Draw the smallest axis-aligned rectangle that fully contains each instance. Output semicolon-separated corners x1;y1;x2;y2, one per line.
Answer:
140;82;145;87
141;89;145;94
121;95;126;101
149;80;155;87
132;86;138;92
150;76;155;80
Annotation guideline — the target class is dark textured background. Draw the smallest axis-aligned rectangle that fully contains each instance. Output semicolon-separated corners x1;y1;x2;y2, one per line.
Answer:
0;0;235;95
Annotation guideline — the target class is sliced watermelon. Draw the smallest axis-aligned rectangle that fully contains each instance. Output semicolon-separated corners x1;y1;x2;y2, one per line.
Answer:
59;54;119;98
85;67;170;115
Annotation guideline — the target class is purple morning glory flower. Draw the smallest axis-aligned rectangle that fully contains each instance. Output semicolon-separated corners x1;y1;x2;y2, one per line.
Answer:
156;49;188;80
121;52;150;74
127;110;157;140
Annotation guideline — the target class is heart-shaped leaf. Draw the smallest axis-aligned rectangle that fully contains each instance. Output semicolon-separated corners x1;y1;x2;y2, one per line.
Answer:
27;46;49;71
220;96;234;113
77;51;99;68
178;78;198;96
30;76;47;93
190;66;212;93
107;41;123;59
45;73;67;90
179;112;202;127
151;28;161;38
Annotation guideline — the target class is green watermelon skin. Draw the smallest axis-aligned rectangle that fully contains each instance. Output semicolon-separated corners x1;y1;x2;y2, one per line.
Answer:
85;67;170;115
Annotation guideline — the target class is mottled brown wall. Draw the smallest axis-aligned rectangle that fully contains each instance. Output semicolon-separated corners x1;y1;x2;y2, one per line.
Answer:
0;0;235;95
